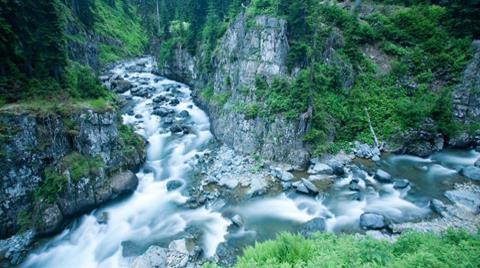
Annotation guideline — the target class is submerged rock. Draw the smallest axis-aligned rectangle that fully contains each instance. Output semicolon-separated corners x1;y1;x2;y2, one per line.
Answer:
360;212;386;230
167;180;183;191
393;179;410;189
299;217;326;237
461;166;480;181
374;169;392;183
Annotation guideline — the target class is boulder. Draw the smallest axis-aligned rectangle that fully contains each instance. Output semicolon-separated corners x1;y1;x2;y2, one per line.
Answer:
295;183;310;194
270;167;294;182
349;180;361;191
430;199;447;215
299;217;325;237
111;79;133;93
170;98;180;106
231;214;243;227
33;204;63;235
153;107;174;117
374;169;392;183
131;246;168;268
308;163;333;175
393;179;410;189
153;95;167;103
359;212;386;230
353;142;380;159
301;178;319;194
461;166;480;180
445;189;480;213
166;180;183;191
179;110;190;118
111;171;139;196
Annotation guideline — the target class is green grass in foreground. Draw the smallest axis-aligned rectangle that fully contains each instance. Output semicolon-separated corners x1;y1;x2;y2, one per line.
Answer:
205;229;480;268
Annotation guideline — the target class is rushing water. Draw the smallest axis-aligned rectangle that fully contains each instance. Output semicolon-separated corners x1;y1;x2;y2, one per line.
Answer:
21;58;480;267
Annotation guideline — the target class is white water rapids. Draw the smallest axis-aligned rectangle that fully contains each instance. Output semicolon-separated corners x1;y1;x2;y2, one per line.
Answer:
20;57;480;267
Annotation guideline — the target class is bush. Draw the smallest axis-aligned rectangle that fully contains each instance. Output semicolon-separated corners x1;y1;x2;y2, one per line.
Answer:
225;229;480;268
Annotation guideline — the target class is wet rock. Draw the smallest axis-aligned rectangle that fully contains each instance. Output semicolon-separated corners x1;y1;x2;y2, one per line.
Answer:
299;217;325;237
430;199;447;215
475;158;480;167
153;107;174;117
167;180;183;191
308;162;333;175
111;78;133;93
170;124;190;134
153;95;168;103
393;179;410;189
134;114;143;119
353;142;380;159
170;98;180;106
132;246;167;268
460;166;480;180
111;171;139;196
301;178;319;194
33;203;63;235
179;110;190;118
270;167;294;182
162;117;174;126
374;169;392;183
0;230;35;266
360;212;386;230
445;189;480;213
231;214;243;227
153;77;164;83
97;211;109;224
328;160;345;175
349;180;361;191
296;183;310;194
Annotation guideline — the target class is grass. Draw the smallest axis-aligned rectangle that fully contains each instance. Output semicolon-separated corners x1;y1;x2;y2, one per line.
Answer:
205;229;480;268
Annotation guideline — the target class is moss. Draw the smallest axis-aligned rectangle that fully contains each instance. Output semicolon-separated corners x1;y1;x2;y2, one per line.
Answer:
16;210;33;231
118;124;144;160
35;153;105;203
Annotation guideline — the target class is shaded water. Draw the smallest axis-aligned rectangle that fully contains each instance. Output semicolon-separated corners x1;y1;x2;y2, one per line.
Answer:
21;58;480;267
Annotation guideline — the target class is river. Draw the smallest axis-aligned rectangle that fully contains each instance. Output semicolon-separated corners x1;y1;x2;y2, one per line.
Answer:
20;57;480;267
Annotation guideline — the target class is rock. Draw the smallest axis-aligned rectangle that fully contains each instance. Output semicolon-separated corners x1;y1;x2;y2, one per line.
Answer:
359;212;386;230
153;107;174;117
179;110;190;118
170;124;191;134
393;179;410;189
328;160;345;175
296;183;310;194
270;167;294;182
308;163;333;175
475;158;480;167
170;98;180;106
153;95;167;103
301;178;319;194
349;180;361;191
445;189;480;213
430;199;447;215
134;114;143;119
111;78;133;93
374;169;392;183
34;203;63;235
97;211;109;224
231;214;243;227
0;230;35;266
299;217;325;237
353;142;380;159
461;166;480;180
167;180;183;191
131;246;168;268
111;171;139;196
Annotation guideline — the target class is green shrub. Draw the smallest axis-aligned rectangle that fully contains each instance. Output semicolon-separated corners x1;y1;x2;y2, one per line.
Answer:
223;229;480;268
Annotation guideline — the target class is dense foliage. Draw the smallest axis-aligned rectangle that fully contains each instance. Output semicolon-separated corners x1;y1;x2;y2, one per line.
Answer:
205;230;480;267
0;0;147;105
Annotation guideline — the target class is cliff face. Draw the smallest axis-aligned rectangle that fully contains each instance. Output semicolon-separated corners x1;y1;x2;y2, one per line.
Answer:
451;40;480;148
160;14;310;168
0;108;145;239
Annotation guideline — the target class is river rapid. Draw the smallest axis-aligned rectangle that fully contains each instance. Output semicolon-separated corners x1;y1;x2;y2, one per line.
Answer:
21;57;480;267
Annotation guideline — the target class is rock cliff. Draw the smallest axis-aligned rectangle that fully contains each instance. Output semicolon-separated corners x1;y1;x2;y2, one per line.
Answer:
159;13;310;168
0;107;145;239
